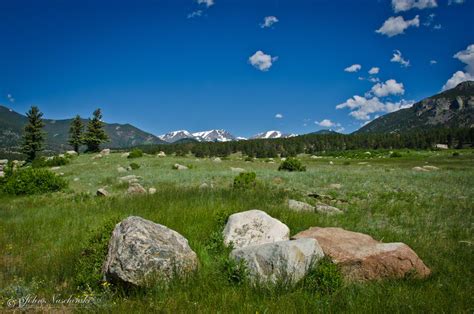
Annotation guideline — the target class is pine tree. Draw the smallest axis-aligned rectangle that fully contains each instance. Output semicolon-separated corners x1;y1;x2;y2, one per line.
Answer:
21;106;45;162
83;109;109;152
68;115;84;153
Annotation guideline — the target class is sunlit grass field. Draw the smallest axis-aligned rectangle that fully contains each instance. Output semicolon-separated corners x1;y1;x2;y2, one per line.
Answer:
1;149;473;312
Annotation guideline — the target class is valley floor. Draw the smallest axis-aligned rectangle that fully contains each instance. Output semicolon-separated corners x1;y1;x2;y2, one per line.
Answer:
1;149;473;313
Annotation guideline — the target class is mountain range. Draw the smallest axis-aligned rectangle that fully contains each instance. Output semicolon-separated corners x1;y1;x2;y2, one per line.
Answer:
357;81;474;133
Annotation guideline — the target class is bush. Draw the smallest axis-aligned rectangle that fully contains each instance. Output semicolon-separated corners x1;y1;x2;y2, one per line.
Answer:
222;257;248;285
75;218;120;290
127;148;143;159
2;168;68;195
278;158;306;172
300;258;343;295
233;172;257;189
244;156;254;162
390;152;403;158
452;152;460;157
32;156;70;168
129;162;140;170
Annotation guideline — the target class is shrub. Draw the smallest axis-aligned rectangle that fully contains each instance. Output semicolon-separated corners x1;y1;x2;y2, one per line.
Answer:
129;162;140;170
244;156;254;162
452;152;460;157
75;218;120;291
221;257;248;285
2;168;68;195
390;152;403;158
300;257;343;295
343;161;351;165
33;155;70;168
127;148;143;159
278;158;306;172
233;172;257;189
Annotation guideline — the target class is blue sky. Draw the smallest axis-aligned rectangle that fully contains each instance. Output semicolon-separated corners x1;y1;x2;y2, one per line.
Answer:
1;0;473;137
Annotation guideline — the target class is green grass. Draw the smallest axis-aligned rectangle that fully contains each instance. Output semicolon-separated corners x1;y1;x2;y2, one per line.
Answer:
1;150;473;312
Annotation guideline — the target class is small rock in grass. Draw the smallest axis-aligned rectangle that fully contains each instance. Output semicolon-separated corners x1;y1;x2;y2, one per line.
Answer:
157;151;166;157
148;187;157;195
117;167;127;173
231;167;245;173
423;165;439;171
329;183;342;189
412;166;430;172
73;177;80;182
213;157;222;163
315;203;343;215
51;166;61;170
128;183;147;195
173;164;188;170
121;152;130;158
329;161;334;165
92;154;103;160
97;188;109;197
288;199;314;212
101;148;111;155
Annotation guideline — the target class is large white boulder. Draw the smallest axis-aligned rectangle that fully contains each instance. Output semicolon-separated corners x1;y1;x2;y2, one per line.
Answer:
102;216;199;286
230;238;324;283
223;210;290;249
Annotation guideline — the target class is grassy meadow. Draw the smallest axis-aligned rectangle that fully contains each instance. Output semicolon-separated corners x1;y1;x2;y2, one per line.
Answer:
0;149;473;312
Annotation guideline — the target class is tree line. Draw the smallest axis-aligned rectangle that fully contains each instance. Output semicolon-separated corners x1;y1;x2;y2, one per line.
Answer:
21;106;108;161
135;128;474;158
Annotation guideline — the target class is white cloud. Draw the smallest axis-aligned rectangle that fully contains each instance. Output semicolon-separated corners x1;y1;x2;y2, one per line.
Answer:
391;50;410;67
336;95;413;120
442;44;474;91
197;0;214;7
344;64;361;73
430;59;437;65
316;119;337;128
187;10;203;18
442;71;474;91
448;0;465;5
275;113;283;119
368;77;380;83
433;24;442;30
368;67;380;75
261;16;279;28
392;0;437;12
370;79;405;97
6;94;14;103
376;15;419;37
249;51;278;71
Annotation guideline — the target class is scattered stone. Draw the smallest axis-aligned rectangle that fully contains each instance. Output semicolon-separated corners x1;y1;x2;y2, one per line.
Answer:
97;188;109;197
423;165;439;171
93;154;103;160
199;183;209;189
329;161;334;165
311;155;322;159
231;167;245;173
213;157;222;163
117;166;127;173
0;159;8;165
223;210;290;249
293;227;431;281
435;144;448;149
148;187;157;195
0;171;4;178
121;152;130;158
73;177;80;182
59;172;64;176
412;166;430;172
128;183;147;195
358;162;368;165
315;204;343;215
51;166;61;171
58;154;65;158
102;216;199;286
118;175;142;183
65;150;77;156
173;164;188;170
280;157;287;161
230;238;324;284
157;151;166;157
329;183;342;189
288;199;314;212
101;148;111;155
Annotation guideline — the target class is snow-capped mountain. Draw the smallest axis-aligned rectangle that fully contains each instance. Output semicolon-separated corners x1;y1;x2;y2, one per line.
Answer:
250;130;297;139
192;129;236;142
158;130;194;143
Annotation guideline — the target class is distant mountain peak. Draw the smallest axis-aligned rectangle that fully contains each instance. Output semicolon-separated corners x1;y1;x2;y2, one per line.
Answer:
250;130;297;139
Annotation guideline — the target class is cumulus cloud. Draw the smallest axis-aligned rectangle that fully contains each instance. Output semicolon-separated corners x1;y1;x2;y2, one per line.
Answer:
392;0;437;12
275;113;283;119
197;0;214;7
249;51;278;71
316;119;338;128
6;94;14;103
187;10;203;18
430;60;437;65
344;64;362;73
261;16;279;28
368;67;380;75
391;50;410;67
442;44;474;91
336;95;413;120
448;0;465;4
376;15;419;37
370;79;405;97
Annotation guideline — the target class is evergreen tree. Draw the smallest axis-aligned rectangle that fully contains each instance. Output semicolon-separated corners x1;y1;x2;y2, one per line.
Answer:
83;109;109;152
68;115;84;153
21;106;45;162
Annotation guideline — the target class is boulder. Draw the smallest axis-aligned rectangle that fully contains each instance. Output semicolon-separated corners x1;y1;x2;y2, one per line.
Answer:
223;210;290;249
101;148;111;155
102;216;199;286
127;183;147;195
230;238;324;284
435;144;448;149
315;204;343;215
310;155;322;159
97;188;109;197
117;167;127;173
293;227;431;281
157;151;166;157
148;187;157;195
213;157;222;163
412;166;429;172
231;167;245;173
423;165;439;171
93;154;103;160
173;164;188;170
121;152;130;158
329;161;334;165
51;166;61;171
0;159;8;165
288;199;314;212
65;150;78;156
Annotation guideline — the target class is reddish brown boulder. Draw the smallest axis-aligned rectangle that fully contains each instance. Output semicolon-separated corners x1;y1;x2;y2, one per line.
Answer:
292;227;430;281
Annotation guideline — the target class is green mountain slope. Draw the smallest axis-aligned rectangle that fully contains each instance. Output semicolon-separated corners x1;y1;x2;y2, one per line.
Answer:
0;105;166;152
356;81;474;134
